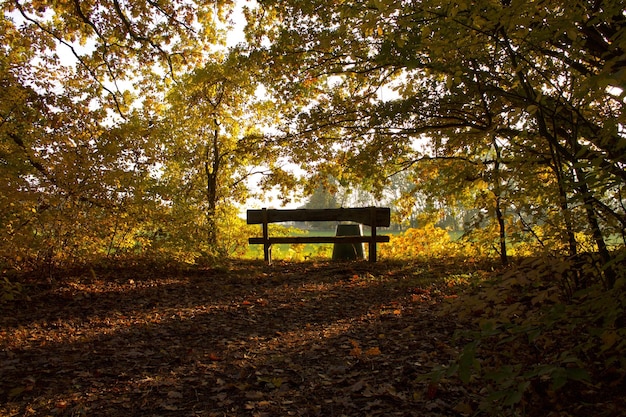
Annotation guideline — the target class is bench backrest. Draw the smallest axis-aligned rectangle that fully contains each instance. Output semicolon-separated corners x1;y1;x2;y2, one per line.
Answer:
247;207;390;227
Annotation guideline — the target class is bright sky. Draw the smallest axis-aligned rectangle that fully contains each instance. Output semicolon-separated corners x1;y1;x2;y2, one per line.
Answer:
225;1;250;47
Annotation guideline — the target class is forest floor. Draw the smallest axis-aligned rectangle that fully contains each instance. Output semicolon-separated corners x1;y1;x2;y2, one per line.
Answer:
0;259;624;416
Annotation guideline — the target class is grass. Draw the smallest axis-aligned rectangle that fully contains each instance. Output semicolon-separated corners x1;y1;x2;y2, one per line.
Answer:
244;226;420;261
243;227;465;261
244;227;378;261
244;229;338;261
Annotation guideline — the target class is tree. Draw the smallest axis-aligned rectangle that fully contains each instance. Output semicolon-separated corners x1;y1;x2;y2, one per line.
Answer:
245;0;625;279
302;181;340;210
157;52;283;257
0;0;235;268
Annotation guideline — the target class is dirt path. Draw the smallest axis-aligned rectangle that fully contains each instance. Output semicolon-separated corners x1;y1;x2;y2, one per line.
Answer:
1;260;481;416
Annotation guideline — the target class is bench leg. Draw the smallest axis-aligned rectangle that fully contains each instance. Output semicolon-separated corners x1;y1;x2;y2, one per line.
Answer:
264;243;271;264
369;241;377;262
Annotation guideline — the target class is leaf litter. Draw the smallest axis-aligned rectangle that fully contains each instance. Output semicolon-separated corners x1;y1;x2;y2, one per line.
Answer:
1;259;623;416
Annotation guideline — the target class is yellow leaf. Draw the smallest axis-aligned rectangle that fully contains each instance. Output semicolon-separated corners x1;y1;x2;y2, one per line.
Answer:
527;104;538;114
601;331;618;351
8;386;25;398
453;401;473;415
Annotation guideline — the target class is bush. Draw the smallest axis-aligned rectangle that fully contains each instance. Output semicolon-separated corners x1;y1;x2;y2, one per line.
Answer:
425;255;626;415
380;225;460;259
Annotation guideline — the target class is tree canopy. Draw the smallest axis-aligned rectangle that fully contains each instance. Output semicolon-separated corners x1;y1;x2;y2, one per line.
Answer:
245;0;625;280
0;0;624;274
1;0;239;265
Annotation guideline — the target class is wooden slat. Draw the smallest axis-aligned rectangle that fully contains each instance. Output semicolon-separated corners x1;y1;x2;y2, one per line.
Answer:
247;207;391;227
248;235;390;245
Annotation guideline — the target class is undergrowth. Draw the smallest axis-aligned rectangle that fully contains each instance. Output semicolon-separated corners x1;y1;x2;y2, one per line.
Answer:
430;254;626;416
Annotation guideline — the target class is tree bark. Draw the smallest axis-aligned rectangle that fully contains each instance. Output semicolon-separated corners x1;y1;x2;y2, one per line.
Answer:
574;165;617;289
492;138;508;266
548;141;578;257
205;122;220;249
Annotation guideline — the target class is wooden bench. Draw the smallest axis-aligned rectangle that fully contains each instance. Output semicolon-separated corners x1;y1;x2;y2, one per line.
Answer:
247;207;391;263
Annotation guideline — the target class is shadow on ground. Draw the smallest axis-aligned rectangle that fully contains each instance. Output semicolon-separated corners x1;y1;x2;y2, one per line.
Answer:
1;260;471;416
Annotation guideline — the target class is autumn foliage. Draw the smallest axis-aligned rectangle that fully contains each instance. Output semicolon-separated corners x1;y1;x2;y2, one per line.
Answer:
1;0;625;415
380;225;458;259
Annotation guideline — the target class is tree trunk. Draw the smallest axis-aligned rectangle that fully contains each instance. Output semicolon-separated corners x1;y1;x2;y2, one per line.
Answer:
205;123;220;249
574;166;617;288
492;138;508;266
495;198;508;265
548;142;578;256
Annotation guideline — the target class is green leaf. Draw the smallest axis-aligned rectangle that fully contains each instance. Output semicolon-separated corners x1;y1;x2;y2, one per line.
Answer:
565;367;590;383
550;368;568;390
458;341;477;383
504;390;522;406
8;386;25;398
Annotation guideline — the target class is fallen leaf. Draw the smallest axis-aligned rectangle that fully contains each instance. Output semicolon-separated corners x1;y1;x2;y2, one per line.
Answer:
349;379;366;392
427;383;438;399
349;339;362;357
8;386;25;398
365;347;381;356
453;401;474;415
167;390;183;399
245;391;264;400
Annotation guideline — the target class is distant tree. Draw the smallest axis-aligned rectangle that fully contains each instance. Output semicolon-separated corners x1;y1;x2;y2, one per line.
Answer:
158;52;283;257
302;183;340;210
